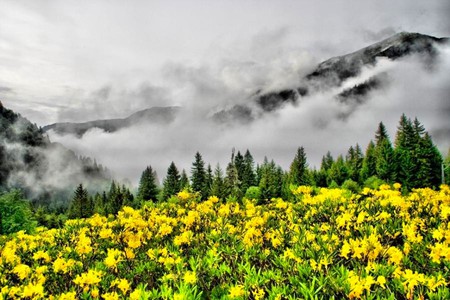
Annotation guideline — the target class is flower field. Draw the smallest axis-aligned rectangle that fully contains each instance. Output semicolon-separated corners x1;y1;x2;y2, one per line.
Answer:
1;184;450;299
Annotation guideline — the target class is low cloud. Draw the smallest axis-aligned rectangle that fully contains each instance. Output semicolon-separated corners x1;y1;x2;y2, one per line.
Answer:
49;44;450;185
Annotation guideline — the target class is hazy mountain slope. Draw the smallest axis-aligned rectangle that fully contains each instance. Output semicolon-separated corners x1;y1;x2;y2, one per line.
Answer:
216;32;449;121
0;102;111;209
43;106;180;136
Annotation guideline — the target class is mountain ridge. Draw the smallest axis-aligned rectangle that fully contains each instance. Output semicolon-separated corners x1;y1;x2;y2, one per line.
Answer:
44;32;449;135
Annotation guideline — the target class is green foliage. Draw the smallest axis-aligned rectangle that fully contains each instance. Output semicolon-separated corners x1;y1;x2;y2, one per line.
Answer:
364;176;385;189
138;166;159;202
341;179;360;193
68;184;93;219
191;152;208;198
162;162;181;201
289;146;311;186
244;186;261;200
0;189;36;234
210;164;225;200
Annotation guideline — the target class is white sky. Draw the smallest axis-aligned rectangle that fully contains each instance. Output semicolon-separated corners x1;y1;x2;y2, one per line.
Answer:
1;0;449;183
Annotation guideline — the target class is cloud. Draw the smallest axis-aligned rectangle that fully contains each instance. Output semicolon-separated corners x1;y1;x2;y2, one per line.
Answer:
48;43;450;185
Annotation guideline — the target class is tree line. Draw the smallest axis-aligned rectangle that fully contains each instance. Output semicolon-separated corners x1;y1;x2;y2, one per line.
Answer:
2;114;448;232
132;114;445;205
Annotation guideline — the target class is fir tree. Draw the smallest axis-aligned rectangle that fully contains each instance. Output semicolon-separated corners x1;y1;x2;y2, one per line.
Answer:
328;155;348;186
211;164;225;199
360;141;377;182
345;144;363;183
162;162;181;200
224;150;242;199
179;170;190;190
191;152;207;197
374;122;394;182
137;166;159;202
205;164;213;198
68;184;92;219
289;146;310;186
242;150;257;191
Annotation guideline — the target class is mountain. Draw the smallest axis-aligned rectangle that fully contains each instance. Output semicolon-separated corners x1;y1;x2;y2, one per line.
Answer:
44;32;449;132
215;32;449;121
0;101;111;209
43;106;180;136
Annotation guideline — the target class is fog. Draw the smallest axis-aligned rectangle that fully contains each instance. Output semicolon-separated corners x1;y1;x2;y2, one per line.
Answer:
49;47;450;184
1;0;449;185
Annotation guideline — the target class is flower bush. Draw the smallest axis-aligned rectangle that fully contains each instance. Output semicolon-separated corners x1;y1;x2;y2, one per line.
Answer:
1;185;449;299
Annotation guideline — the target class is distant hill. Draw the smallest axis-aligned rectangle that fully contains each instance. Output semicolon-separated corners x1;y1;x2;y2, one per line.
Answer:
43;106;180;137
0;101;111;209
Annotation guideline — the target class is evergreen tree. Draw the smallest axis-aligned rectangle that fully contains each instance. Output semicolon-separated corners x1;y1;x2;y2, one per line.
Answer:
224;150;242;199
137;166;159;202
242;150;257;191
360;141;377;182
415;133;442;188
162;162;181;200
205;164;213;198
289;146;310;186
68;184;92;219
345;144;363;183
314;151;334;187
444;149;450;185
190;152;208;197
374;122;394;182
328;155;348;186
211;164;225;199
258;158;283;201
180;170;190;190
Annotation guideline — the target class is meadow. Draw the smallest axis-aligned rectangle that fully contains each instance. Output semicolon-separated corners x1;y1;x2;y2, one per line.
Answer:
1;184;449;299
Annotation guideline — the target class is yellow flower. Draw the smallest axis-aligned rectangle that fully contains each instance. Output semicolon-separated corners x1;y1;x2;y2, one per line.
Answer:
33;250;51;263
12;264;31;280
102;292;119;300
229;285;245;298
376;276;386;288
183;271;197;284
22;283;44;299
59;291;77;300
104;248;123;269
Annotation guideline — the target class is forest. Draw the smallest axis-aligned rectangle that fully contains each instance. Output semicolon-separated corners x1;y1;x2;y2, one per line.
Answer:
1;110;449;235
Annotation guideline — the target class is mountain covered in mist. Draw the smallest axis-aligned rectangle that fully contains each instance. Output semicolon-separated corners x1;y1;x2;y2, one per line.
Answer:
222;32;449;120
44;32;448;136
0;102;111;209
43;106;180;137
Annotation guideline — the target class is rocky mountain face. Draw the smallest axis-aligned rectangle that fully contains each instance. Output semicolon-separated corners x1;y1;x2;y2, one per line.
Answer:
44;32;449;134
0;102;111;209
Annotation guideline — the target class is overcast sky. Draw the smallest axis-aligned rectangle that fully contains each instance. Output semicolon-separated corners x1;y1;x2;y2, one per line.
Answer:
1;0;449;183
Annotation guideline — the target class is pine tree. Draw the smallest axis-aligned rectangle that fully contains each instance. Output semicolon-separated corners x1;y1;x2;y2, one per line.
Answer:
345;144;363;183
360;141;377;182
289;146;310;186
328;155;348;186
68;184;92;219
415;133;442;188
444;149;450;185
162;162;181;200
191;152;207;197
211;164;225;199
242;150;257;191
137;166;159;202
224;150;242;199
258;158;283;201
374;122;394;182
180;170;190;190
205;164;213;198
